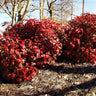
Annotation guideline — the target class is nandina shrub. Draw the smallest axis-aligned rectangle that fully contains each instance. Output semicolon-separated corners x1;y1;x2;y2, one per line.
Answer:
0;19;62;83
61;13;96;64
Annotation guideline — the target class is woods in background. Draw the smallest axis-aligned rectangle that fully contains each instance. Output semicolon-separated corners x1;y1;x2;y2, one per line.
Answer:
0;0;75;25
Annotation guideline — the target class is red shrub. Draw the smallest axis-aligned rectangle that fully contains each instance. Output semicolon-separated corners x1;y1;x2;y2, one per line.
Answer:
0;19;62;83
38;19;66;43
62;13;96;64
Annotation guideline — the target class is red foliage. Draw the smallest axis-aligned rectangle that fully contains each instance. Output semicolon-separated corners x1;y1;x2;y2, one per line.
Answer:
62;13;96;64
0;19;62;83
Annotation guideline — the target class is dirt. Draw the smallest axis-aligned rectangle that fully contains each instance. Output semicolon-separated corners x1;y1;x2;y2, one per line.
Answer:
0;62;96;96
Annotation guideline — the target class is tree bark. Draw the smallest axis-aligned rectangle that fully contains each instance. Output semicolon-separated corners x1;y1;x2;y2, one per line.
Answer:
47;0;57;20
12;0;17;26
18;0;27;21
82;0;84;14
61;8;63;25
51;0;54;19
71;0;74;20
40;0;42;20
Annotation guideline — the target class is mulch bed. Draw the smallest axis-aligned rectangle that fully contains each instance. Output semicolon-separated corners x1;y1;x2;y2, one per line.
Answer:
0;62;96;96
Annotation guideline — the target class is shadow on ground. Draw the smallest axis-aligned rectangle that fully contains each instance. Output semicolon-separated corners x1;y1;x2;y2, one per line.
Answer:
33;77;96;96
37;64;96;74
33;63;96;96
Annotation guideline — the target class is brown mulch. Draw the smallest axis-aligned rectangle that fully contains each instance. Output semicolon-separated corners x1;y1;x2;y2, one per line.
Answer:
0;62;96;96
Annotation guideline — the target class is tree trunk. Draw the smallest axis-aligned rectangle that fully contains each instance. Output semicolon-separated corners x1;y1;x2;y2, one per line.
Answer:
51;0;54;20
71;0;74;20
12;0;17;26
42;0;45;19
40;0;42;20
61;8;63;25
22;0;31;20
18;0;27;21
82;0;84;14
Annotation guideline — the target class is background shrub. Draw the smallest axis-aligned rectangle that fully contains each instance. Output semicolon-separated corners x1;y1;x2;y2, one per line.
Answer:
61;13;96;64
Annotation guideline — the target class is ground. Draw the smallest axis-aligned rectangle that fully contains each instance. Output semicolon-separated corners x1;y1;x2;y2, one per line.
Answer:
0;62;96;96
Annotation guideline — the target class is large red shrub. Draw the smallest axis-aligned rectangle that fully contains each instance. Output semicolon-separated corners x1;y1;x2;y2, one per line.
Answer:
0;19;62;83
62;13;96;64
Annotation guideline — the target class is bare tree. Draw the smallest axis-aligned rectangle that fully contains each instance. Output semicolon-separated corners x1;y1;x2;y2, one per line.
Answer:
0;0;76;25
30;0;46;20
0;0;32;25
54;0;73;24
36;0;57;20
46;0;57;19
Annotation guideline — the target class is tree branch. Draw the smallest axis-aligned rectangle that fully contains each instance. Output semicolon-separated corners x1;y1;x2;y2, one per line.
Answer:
29;8;38;12
0;3;12;17
4;3;12;14
22;0;31;20
31;4;49;11
50;0;57;7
